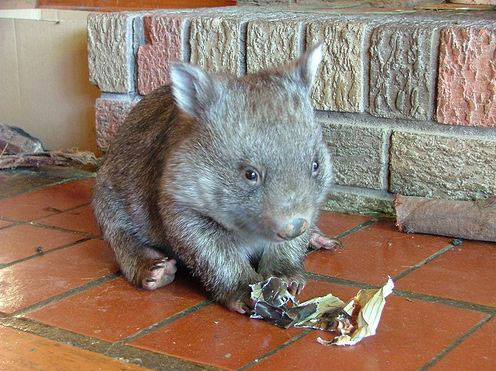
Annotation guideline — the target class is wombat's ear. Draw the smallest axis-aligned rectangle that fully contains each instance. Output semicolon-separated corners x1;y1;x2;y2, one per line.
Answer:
170;63;216;118
291;43;323;92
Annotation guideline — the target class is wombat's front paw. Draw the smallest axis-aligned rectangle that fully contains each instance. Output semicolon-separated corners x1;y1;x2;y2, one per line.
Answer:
309;232;342;250
226;299;253;315
141;258;177;290
258;264;306;296
222;277;262;314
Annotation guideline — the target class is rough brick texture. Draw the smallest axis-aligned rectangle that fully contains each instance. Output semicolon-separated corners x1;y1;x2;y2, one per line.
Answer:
246;20;301;74
369;25;434;120
436;27;496;128
88;13;136;93
95;98;138;152
189;17;243;75
306;21;364;112
390;132;496;199
137;15;188;96
323;123;386;189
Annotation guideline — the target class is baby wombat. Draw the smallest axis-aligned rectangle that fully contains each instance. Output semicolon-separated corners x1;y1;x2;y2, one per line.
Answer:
93;44;338;313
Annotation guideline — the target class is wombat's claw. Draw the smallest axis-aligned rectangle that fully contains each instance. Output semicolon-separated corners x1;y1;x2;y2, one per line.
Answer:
288;279;305;296
150;260;167;271
309;232;342;250
142;258;177;290
226;297;254;315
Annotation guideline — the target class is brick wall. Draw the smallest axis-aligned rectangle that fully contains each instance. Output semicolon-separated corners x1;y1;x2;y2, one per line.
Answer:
87;7;496;215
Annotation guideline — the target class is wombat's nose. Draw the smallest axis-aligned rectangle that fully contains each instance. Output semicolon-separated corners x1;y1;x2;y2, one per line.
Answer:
277;218;309;240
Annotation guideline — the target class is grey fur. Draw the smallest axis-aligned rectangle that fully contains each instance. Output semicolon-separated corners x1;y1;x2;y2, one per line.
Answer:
93;44;333;311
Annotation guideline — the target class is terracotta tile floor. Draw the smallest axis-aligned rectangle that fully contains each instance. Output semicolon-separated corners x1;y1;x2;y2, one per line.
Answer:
0;171;495;370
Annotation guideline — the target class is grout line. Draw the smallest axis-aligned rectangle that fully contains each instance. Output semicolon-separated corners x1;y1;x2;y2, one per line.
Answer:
393;290;496;315
0;316;113;352
0;220;22;231
109;300;212;349
0;202;99;240
0;237;93;270
0;208;97;238
298;19;306;55
335;218;376;239
27;221;98;238
392;239;462;282
182;18;192;63
108;343;220;371
29;202;92;222
239;20;248;76
380;129;391;191
11;273;120;317
132;15;145;93
238;329;312;370
0;316;213;371
315;110;496;139
428;26;441;122
419;315;493;370
307;272;379;289
360;23;372;113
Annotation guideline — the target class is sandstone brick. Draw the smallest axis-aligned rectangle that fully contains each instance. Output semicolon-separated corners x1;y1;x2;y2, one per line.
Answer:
323;123;386;189
324;188;395;216
95;97;139;152
390;131;496;200
88;13;137;93
436;27;496;128
189;17;243;75
369;25;434;120
306;21;364;112
137;15;188;96
246;20;301;74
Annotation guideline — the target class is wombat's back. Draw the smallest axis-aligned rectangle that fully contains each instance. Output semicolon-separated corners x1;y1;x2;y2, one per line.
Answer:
93;86;183;242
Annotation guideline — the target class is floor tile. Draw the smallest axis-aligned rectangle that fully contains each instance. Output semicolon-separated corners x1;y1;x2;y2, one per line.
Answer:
396;241;496;307
130;304;302;369
27;276;207;342
251;281;486;371
0;239;117;314
0;325;144;370
37;204;101;235
316;212;371;238
0;224;86;264
305;219;452;285
0;178;94;221
433;317;496;370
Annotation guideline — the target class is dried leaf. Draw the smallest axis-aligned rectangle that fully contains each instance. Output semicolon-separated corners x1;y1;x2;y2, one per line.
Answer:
250;277;394;346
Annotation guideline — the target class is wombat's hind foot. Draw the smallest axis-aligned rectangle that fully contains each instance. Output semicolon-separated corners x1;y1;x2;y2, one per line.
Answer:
309;230;342;250
141;257;177;290
107;228;177;290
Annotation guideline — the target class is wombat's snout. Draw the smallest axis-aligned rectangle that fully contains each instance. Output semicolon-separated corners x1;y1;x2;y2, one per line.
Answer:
275;218;309;240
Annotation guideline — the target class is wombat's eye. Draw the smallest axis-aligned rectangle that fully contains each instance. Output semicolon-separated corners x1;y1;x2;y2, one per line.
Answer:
240;166;261;186
245;169;258;181
312;160;319;173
